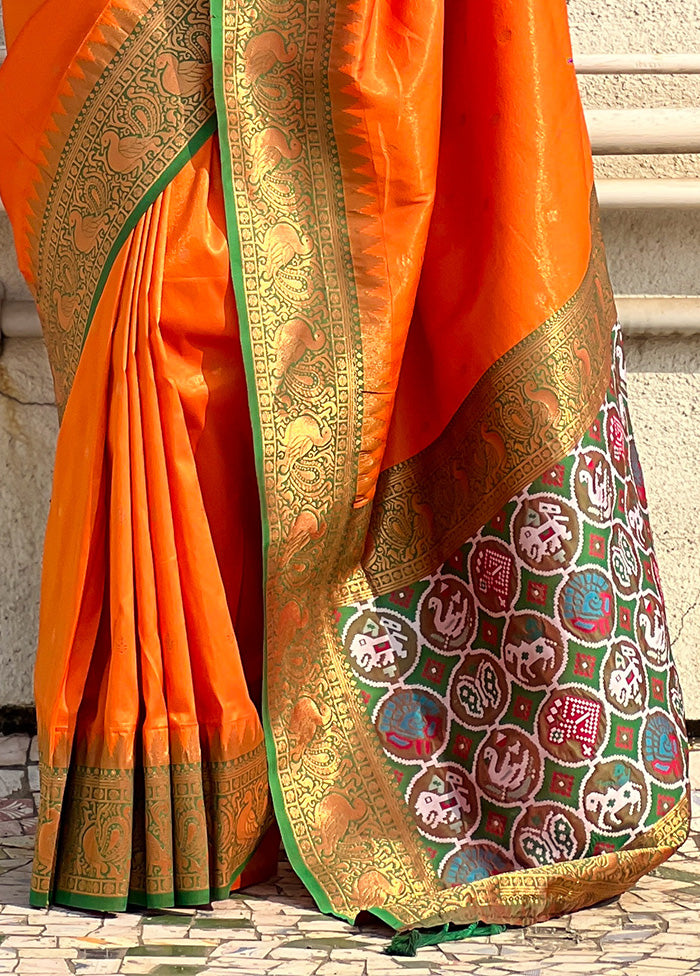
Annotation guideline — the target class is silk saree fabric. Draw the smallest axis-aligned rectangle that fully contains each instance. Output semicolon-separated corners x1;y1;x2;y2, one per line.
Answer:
0;0;690;933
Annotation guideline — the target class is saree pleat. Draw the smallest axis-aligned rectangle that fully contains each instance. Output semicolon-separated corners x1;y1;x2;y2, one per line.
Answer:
0;0;690;935
25;139;274;908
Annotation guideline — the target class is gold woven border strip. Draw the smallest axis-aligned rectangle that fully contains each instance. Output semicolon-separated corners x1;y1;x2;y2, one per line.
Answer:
25;0;215;408
337;204;613;603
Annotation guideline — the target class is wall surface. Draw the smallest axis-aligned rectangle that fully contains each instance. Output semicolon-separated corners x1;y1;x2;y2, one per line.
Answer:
0;2;700;715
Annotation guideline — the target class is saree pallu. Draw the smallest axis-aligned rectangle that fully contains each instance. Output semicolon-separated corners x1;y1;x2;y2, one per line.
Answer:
0;0;690;932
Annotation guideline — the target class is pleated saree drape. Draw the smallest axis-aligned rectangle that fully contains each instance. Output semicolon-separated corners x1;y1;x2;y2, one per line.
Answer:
0;0;690;934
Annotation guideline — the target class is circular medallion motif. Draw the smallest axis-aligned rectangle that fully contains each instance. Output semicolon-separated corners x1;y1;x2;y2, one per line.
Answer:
625;482;652;550
502;614;565;688
606;405;628;478
559;569;615;643
668;665;685;728
418;575;477;652
539;689;606;762
344;610;418;685
610;523;641;597
574;450;615;524
602;641;647;716
583;760;647;834
408;764;478;842
513;804;587;868
475;729;541;804
641;710;684;785
636;594;670;667
375;688;447;763
469;540;518;614
450;653;508;728
441;844;513;887
513;496;579;573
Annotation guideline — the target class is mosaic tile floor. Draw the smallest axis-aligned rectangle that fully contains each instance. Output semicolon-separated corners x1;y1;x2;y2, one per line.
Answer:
1;735;699;976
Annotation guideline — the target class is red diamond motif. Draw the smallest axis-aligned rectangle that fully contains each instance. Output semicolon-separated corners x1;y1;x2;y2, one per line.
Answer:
550;772;574;798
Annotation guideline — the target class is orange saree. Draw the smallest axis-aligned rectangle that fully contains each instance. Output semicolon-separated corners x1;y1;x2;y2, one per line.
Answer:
0;0;690;939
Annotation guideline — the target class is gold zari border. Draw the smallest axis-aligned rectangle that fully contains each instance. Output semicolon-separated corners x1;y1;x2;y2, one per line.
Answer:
31;731;270;907
26;0;215;409
338;207;613;603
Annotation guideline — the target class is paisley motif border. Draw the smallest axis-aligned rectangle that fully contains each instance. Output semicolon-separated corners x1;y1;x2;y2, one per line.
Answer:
25;0;216;410
338;206;614;603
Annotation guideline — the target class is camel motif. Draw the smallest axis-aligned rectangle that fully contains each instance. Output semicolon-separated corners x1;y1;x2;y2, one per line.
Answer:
585;781;642;829
578;457;613;519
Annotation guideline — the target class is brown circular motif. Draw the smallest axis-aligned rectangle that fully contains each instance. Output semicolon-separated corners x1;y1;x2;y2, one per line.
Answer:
583;761;647;834
602;641;647;716
559;568;615;644
419;575;477;652
375;688;448;763
345;610;418;685
475;729;541;804
513;496;579;572
641;710;684;786
606;405;628;477
514;804;587;868
635;593;670;667
625;482;652;551
574;450;615;524
450;653;508;728
539;689;606;763
408;764;478;842
503;613;566;688
469;540;518;614
610;523;641;597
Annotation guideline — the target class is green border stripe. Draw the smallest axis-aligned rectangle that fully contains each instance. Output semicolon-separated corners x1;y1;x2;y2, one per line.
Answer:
208;0;347;925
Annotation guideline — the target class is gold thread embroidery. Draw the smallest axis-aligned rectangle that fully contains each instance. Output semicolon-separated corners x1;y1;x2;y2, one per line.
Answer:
25;0;215;409
31;729;270;907
218;2;684;930
337;208;613;603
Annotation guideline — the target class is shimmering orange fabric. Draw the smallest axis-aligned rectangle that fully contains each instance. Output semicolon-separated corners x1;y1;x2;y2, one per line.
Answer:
381;1;593;468
34;135;275;889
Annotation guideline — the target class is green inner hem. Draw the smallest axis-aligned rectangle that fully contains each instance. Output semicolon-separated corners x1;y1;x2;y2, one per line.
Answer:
79;115;216;355
208;0;344;927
